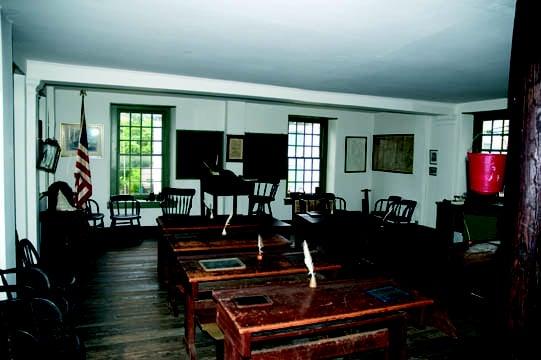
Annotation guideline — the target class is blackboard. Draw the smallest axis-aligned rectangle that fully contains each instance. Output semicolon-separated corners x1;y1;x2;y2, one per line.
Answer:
176;130;223;179
243;133;288;179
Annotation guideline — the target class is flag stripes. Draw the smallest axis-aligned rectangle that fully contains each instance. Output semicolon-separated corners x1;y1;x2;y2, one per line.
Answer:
74;92;92;208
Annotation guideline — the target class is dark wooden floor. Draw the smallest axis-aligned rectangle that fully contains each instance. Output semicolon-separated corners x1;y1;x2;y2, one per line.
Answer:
75;236;490;359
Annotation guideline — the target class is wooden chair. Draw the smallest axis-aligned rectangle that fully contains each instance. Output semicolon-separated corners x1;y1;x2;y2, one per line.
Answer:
160;187;195;216
82;199;104;228
290;192;341;216
0;280;84;359
334;196;347;211
372;195;402;219
1;266;71;320
248;179;279;216
108;195;141;227
17;238;78;292
385;199;417;224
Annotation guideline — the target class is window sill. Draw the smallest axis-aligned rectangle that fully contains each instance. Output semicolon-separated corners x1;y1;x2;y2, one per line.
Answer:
107;200;161;209
140;201;161;209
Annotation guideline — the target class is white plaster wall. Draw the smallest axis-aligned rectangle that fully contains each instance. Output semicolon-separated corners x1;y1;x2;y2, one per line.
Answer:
424;115;460;227
0;13;15;270
372;113;430;224
329;111;374;211
51;88;378;224
14;74;27;238
22;61;459;238
21;60;508;238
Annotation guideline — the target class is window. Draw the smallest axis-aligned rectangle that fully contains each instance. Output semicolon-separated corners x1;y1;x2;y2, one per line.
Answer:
287;116;327;194
111;105;170;197
472;110;509;154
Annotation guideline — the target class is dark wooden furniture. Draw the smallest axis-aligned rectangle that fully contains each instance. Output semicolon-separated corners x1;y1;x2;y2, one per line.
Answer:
156;215;292;284
108;195;141;227
83;198;104;228
200;172;254;217
214;278;434;360
435;199;503;249
17;238;77;294
38;210;88;284
169;234;290;257
293;210;364;249
160;187;195;216
178;252;342;359
164;233;292;316
386;199;417;224
248;179;279;216
372;195;402;219
435;199;504;303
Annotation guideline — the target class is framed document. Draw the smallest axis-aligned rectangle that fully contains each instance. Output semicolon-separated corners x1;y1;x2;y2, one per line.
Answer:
345;136;367;173
372;134;414;174
226;134;244;162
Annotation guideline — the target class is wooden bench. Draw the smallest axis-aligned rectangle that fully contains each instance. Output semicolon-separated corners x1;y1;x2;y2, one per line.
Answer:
252;328;390;360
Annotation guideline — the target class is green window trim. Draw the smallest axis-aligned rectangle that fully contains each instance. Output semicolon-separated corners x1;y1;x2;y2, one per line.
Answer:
110;104;171;201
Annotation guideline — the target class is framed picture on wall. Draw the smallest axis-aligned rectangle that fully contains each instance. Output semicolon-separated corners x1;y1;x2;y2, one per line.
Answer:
60;123;104;158
429;149;438;165
372;134;414;173
226;135;244;162
37;138;61;173
344;136;367;173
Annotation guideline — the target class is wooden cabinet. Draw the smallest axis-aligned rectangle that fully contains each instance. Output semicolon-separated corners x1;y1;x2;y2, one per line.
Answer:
39;210;89;278
436;199;504;247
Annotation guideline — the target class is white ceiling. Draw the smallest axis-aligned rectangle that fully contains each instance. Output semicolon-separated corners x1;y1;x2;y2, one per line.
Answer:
1;0;515;103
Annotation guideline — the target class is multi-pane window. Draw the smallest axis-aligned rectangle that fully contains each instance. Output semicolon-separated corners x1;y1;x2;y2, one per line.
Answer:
111;105;169;197
480;119;509;154
287;117;327;194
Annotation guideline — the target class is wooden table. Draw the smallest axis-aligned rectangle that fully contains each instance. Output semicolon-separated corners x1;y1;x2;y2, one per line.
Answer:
156;215;292;284
214;278;434;360
200;175;254;217
165;233;292;316
178;252;342;360
293;210;365;248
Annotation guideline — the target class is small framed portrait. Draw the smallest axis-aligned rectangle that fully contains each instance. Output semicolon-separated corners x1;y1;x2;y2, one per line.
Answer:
37;138;61;173
429;149;438;165
226;134;244;162
60;123;104;158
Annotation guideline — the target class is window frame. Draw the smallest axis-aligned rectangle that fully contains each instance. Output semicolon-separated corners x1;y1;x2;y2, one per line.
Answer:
286;115;328;195
472;109;509;154
110;104;171;202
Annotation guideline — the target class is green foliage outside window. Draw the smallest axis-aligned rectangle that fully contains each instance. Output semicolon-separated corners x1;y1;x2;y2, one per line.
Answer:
111;105;170;198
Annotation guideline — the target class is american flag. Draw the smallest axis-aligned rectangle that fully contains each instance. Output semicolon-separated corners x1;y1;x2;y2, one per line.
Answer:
74;91;92;208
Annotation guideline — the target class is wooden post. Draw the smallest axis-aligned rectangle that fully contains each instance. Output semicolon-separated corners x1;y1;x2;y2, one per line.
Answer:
505;0;541;358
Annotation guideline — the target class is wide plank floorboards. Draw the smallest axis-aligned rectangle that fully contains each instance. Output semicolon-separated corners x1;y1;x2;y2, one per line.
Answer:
77;237;487;359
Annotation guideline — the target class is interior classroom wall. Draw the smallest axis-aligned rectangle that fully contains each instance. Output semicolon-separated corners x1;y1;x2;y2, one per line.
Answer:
0;12;15;271
50;87;378;225
21;61;508;239
371;112;431;224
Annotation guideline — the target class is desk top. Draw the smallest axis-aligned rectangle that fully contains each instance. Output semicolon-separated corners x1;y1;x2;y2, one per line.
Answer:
214;278;433;335
169;233;291;255
179;252;341;284
157;215;290;234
